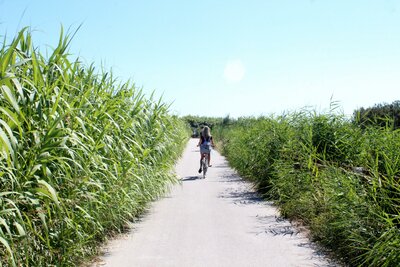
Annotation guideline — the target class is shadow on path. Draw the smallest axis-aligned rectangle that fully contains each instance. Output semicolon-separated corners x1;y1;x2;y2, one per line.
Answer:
181;176;202;182
218;173;299;237
221;190;262;205
217;172;339;266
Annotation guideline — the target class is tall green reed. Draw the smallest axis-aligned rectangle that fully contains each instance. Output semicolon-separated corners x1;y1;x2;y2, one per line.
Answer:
0;27;187;266
216;108;400;266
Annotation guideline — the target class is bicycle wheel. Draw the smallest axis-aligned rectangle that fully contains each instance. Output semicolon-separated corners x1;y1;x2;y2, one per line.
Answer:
203;157;208;178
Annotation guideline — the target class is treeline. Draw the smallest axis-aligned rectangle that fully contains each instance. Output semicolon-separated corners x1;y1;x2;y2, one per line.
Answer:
185;100;400;134
0;28;187;266
182;115;231;137
354;100;400;129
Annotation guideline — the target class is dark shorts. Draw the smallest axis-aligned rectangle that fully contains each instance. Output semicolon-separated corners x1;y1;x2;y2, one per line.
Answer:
200;145;211;154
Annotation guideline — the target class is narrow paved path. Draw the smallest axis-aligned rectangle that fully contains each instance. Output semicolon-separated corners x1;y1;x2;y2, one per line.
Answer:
93;139;335;267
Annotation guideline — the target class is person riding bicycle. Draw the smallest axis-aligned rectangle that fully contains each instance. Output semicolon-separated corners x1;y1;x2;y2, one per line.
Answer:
197;126;215;173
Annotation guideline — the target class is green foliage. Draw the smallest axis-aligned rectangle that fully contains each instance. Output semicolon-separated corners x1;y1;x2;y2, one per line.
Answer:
214;117;291;193
353;100;400;129
216;109;400;266
0;28;187;266
181;115;226;137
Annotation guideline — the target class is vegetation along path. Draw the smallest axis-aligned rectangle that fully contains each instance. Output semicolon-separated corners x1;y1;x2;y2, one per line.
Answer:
93;139;336;267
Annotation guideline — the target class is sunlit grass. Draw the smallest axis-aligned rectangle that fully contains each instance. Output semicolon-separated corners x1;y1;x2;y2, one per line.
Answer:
214;107;400;266
0;27;187;266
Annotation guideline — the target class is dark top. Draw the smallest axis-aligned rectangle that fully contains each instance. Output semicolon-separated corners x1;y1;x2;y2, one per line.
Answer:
200;136;212;144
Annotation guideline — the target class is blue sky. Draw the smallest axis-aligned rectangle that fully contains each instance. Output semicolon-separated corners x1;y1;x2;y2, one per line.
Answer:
1;0;400;118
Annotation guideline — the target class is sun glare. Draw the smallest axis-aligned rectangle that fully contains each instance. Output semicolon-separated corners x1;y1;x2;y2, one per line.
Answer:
223;60;245;83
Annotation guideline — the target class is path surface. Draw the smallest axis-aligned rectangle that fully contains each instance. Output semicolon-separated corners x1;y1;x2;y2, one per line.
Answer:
93;139;335;267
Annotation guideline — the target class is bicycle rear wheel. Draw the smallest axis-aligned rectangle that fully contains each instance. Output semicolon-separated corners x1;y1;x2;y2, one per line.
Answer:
202;157;208;178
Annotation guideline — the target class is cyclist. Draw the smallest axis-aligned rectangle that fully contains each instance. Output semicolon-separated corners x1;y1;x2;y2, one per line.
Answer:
197;126;215;173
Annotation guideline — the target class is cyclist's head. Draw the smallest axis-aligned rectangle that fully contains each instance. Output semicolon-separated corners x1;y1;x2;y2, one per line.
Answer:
202;126;211;138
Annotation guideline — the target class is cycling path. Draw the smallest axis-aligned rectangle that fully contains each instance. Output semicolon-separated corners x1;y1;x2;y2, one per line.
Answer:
92;138;336;267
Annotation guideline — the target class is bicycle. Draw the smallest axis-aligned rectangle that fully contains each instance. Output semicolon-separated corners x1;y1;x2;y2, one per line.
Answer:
201;153;209;179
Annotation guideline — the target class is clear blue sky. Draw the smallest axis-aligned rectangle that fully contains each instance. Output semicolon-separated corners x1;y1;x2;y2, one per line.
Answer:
1;0;400;117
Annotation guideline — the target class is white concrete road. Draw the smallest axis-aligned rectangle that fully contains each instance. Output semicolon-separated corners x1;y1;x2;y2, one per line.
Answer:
92;139;336;267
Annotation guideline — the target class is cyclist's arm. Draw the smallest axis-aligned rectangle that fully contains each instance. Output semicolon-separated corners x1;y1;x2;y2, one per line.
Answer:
211;136;216;147
197;136;202;147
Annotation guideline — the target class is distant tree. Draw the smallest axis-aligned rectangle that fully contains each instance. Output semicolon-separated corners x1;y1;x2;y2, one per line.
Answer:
353;100;400;129
181;115;225;137
222;115;231;126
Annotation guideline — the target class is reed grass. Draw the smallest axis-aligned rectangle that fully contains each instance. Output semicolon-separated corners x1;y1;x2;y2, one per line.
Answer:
215;108;400;266
0;28;187;266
